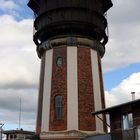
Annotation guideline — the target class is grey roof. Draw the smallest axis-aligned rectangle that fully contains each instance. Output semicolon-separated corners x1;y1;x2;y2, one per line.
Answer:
82;134;111;140
3;129;35;135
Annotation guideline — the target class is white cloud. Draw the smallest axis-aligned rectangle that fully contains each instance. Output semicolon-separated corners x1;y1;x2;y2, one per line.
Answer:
0;0;19;11
102;0;140;72
0;14;39;130
0;88;37;130
0;15;40;89
105;72;140;107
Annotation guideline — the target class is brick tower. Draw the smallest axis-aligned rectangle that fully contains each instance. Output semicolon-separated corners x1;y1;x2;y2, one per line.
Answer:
28;0;112;140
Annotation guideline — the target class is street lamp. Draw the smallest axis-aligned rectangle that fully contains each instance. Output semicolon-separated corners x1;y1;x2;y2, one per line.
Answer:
0;123;4;140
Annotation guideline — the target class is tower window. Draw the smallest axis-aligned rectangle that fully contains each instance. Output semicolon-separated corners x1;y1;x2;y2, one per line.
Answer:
55;96;62;120
56;57;63;66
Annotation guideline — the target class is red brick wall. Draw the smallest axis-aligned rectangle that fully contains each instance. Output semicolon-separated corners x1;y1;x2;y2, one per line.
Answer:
77;47;96;131
49;47;67;131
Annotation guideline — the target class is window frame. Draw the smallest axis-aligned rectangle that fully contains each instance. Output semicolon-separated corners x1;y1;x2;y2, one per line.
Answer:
122;112;133;130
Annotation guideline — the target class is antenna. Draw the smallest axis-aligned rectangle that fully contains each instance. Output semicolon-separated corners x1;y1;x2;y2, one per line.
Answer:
19;97;22;129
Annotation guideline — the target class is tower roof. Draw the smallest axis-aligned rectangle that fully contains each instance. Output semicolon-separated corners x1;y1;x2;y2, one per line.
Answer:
28;0;113;15
28;0;39;14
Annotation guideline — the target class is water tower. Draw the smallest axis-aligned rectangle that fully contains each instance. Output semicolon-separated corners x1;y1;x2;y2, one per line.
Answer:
28;0;112;140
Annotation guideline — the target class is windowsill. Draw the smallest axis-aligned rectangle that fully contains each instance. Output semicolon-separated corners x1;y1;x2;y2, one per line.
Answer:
122;127;135;131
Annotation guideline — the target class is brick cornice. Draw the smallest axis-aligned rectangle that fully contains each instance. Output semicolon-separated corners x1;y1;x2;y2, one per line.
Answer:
37;37;105;58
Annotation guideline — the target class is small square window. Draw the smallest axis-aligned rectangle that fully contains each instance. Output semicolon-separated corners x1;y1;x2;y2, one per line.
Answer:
56;57;63;67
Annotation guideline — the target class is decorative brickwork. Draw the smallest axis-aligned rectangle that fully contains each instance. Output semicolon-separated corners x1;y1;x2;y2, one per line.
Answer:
77;47;96;131
49;47;67;131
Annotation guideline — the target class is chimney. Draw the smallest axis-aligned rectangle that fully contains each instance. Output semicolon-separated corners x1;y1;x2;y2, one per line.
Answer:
131;92;135;101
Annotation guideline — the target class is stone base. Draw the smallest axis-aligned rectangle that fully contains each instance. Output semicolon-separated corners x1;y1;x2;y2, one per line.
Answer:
41;138;80;140
40;130;104;140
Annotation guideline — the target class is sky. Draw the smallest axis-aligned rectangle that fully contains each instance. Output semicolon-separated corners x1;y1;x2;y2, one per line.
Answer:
0;0;140;132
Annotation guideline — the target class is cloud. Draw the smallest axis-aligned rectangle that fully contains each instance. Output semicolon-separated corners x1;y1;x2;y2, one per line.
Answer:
0;14;39;130
0;0;32;19
0;0;19;11
0;15;40;89
0;89;37;111
109;0;140;25
105;72;140;107
102;0;140;72
0;88;38;130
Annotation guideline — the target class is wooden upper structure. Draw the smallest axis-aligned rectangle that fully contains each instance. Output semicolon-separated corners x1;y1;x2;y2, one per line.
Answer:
28;0;112;47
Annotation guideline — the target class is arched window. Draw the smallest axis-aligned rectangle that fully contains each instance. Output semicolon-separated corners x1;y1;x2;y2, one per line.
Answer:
56;57;63;66
55;96;62;120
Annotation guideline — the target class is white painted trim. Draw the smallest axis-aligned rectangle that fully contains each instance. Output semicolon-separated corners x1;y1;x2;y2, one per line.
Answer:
91;49;103;132
41;50;53;132
67;47;79;130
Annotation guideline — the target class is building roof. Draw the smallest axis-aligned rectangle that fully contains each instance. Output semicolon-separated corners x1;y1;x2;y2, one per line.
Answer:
3;129;35;135
82;134;111;140
28;0;113;15
91;98;140;115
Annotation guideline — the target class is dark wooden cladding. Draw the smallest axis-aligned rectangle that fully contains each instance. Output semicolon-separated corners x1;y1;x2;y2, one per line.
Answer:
28;0;112;14
33;7;107;44
35;8;107;31
39;0;103;14
28;0;113;54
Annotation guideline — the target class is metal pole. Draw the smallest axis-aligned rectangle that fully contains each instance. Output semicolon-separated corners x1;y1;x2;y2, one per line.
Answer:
0;124;4;140
19;98;22;129
96;115;111;128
